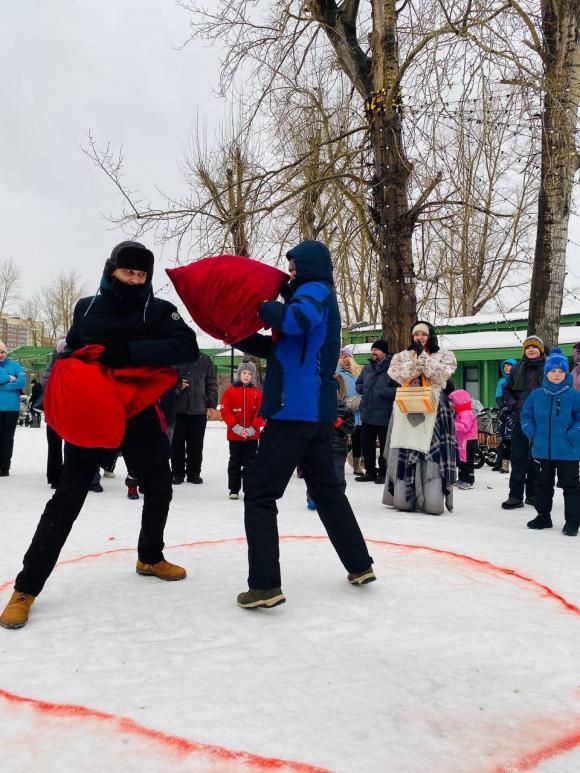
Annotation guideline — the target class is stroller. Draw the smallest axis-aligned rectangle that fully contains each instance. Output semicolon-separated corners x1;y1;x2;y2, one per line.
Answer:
17;395;41;428
473;407;499;469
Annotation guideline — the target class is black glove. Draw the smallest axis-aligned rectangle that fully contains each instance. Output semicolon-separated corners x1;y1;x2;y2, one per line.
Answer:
279;281;295;302
99;343;130;368
407;340;424;356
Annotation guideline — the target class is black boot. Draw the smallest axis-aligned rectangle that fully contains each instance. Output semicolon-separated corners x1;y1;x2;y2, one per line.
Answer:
355;472;376;482
562;524;579;537
527;514;553;530
502;497;524;510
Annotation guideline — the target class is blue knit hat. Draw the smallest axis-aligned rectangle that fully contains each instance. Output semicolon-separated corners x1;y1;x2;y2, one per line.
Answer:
544;347;569;374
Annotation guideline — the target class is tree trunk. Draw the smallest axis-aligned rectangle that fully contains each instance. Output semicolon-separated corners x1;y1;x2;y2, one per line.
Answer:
528;0;580;348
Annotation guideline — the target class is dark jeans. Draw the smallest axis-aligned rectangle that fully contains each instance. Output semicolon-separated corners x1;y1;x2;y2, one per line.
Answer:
361;423;387;477
459;439;477;484
46;424;64;486
15;406;173;597
0;411;19;472
509;423;536;501
351;425;362;458
171;414;207;478
228;439;258;493
244;419;372;589
533;458;580;526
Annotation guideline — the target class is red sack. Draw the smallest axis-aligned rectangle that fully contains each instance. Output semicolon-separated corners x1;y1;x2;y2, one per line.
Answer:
44;345;177;448
166;255;288;344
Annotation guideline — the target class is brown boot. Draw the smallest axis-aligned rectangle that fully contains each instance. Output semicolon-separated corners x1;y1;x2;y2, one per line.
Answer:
353;457;363;475
0;591;35;629
501;459;510;474
136;559;186;581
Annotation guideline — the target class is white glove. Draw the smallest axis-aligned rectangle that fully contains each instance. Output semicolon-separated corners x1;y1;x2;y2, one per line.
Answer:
246;427;256;437
232;424;245;437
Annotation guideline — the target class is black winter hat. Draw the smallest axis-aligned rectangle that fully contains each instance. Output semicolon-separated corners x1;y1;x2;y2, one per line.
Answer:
371;340;389;355
104;241;154;282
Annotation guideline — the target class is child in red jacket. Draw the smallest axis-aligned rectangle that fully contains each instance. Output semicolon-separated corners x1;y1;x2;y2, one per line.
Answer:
221;361;264;499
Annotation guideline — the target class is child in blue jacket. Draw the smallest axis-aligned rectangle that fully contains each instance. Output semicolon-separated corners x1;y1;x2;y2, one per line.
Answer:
520;348;580;535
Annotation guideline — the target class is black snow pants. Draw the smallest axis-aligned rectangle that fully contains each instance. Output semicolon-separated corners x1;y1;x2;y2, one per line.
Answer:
243;419;373;590
15;405;173;597
533;458;580;527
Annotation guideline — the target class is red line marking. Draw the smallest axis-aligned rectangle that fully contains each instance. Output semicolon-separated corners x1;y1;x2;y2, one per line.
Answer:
2;534;580;771
0;688;331;772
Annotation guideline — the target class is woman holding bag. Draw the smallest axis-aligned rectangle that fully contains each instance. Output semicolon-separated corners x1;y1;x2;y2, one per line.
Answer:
383;321;457;515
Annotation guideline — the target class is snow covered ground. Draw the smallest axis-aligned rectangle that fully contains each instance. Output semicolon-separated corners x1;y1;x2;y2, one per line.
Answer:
1;424;579;773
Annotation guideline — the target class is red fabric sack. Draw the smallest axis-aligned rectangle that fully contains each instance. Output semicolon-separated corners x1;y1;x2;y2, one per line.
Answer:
44;345;177;449
166;255;288;344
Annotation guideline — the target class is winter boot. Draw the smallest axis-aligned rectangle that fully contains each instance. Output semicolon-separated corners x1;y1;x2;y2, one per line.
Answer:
562;523;579;537
136;559;186;581
237;587;286;609
347;567;376;585
355;472;376;482
172;474;184;485
457;481;474;490
352;457;364;475
501;497;524;509
527;514;553;530
187;475;203;484
346;451;354;468
127;486;139;500
0;591;35;629
524;496;537;506
229;491;239;500
501;459;510;474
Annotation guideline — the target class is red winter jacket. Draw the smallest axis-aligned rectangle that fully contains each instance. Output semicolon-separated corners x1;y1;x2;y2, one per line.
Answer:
221;383;264;441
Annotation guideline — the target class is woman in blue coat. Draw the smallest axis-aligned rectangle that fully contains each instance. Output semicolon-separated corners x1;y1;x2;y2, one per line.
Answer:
520;348;580;535
0;341;26;475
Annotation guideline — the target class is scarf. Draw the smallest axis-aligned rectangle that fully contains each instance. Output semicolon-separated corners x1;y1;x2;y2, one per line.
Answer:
513;356;544;392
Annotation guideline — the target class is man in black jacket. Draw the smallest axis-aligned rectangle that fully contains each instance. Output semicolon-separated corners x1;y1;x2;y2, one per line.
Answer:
0;241;198;629
354;340;398;484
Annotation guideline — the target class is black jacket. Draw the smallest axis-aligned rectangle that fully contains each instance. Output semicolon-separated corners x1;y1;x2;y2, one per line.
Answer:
330;401;355;457
66;288;198;368
355;356;398;426
502;356;546;419
174;354;218;415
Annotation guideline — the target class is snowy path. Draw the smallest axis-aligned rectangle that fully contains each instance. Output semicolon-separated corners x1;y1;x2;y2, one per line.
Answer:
1;425;579;772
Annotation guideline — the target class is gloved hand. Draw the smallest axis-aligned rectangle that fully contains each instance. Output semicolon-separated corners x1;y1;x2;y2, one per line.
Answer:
99;343;130;368
232;424;245;437
279;281;295;302
407;340;424;356
245;427;256;437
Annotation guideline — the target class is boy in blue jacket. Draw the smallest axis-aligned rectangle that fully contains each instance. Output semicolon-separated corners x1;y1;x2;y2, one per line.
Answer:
520;348;580;535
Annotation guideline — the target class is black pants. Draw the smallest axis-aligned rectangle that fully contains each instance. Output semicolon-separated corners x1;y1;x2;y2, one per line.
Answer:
15;406;173;597
361;423;387;477
459;439;478;484
244;419;372;589
533;458;580;526
509;423;536;501
350;426;362;458
46;425;64;486
171;414;207;478
0;411;19;472
228;439;258;493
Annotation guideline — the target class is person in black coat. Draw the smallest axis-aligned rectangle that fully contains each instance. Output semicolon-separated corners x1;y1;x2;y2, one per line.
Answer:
0;241;198;630
354;340;398;484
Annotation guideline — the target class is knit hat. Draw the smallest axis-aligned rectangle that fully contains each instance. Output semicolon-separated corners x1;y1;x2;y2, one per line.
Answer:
104;241;154;282
237;361;256;380
522;335;545;354
371;340;389;355
340;345;353;358
411;322;430;337
544;347;569;374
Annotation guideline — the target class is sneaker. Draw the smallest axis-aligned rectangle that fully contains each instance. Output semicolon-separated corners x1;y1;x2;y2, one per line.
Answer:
0;591;35;629
172;475;184;485
136;559;186;581
88;482;103;493
355;472;376;482
457;481;474;490
524;497;537;506
502;497;524;510
229;491;240;500
306;498;317;510
187;475;203;484
348;567;376;585
527;514;553;530
237;587;286;609
127;486;139;500
563;524;579;537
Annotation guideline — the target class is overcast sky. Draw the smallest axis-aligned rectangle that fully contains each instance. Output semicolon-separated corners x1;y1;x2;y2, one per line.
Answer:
2;0;580;329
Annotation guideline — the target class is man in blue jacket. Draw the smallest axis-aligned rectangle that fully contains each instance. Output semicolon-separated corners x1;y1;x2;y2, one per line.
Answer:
0;341;26;476
235;240;375;609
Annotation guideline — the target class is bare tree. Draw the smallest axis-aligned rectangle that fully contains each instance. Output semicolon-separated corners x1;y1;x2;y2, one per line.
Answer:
38;271;86;341
0;258;21;315
19;295;44;346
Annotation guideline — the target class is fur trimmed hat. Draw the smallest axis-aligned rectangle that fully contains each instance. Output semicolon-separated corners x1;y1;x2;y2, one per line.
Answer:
104;241;154;282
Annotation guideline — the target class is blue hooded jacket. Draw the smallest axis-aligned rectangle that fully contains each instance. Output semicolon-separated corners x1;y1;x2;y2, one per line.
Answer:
0;356;26;412
495;358;518;400
236;241;340;422
520;374;580;461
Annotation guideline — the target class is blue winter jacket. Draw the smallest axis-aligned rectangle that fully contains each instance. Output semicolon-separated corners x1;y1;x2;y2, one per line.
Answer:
495;358;518;400
236;241;341;423
520;374;580;461
0;357;26;412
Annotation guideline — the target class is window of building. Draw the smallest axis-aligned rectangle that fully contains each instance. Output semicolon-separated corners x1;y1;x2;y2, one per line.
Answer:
464;365;480;400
